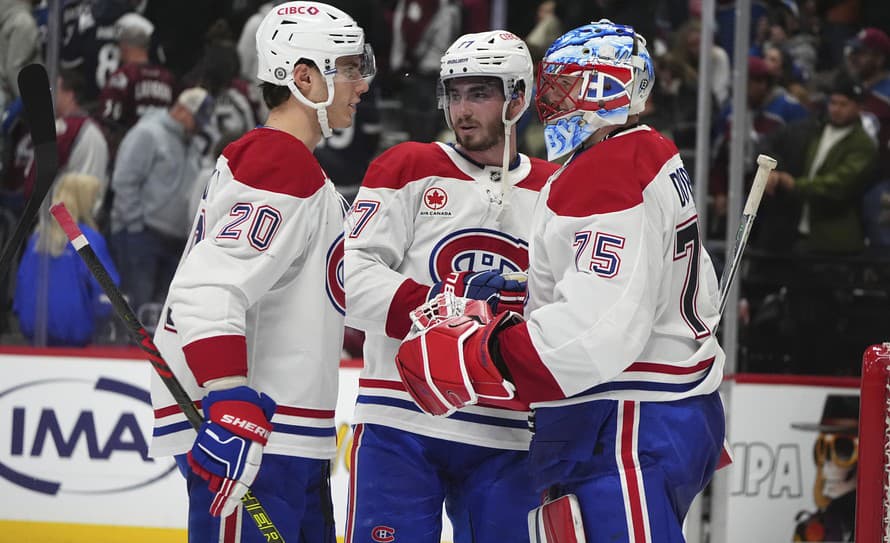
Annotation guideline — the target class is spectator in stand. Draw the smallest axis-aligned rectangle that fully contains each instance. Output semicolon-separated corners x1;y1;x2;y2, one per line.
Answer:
389;0;461;142
0;0;40;113
110;87;213;322
13;173;118;346
184;20;263;159
671;19;731;107
763;74;877;254
98;12;175;154
766;0;818;84
643;52;703;149
818;0;862;70
763;43;811;109
846;27;890;181
709;55;809;237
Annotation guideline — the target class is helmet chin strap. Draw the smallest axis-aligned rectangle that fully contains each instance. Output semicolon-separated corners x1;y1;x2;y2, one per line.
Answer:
287;78;336;138
497;98;521;223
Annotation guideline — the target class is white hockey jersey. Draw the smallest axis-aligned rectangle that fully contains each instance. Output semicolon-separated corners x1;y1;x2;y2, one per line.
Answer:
498;125;725;406
150;127;346;460
344;141;559;450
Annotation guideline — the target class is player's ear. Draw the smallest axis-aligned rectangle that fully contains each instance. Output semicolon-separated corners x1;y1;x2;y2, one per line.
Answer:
292;64;315;93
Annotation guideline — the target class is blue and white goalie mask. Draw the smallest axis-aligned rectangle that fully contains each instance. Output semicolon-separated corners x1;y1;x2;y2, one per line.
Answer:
535;20;654;161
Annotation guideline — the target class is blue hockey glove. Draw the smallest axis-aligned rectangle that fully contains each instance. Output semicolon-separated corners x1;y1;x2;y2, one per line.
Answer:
187;386;276;517
429;270;527;314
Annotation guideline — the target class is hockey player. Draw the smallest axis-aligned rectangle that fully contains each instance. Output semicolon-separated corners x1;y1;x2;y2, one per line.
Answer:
343;31;560;543
148;2;374;541
396;21;727;543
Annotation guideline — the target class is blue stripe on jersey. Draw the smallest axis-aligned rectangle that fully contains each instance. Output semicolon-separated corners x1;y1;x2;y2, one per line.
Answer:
357;394;530;429
576;372;710;397
153;421;336;438
154;420;192;437
273;423;336;437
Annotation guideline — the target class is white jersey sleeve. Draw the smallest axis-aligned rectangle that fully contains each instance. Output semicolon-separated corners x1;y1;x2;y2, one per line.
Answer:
499;126;724;406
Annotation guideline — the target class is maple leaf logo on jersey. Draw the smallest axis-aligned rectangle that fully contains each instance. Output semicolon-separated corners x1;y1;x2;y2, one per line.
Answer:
424;187;447;210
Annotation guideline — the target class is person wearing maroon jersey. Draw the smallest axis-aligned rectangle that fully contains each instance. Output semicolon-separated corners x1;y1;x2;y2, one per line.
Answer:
98;13;175;145
17;69;109;200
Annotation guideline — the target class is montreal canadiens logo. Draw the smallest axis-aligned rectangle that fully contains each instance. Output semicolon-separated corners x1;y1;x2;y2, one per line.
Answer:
428;228;529;281
423;187;448;210
371;526;395;542
326;233;346;315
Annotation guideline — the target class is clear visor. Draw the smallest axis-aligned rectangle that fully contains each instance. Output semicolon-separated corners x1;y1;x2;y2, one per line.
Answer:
331;44;377;83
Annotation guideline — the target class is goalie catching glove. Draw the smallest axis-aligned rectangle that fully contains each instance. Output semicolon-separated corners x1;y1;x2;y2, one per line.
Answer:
187;386;276;517
396;294;526;416
428;270;527;314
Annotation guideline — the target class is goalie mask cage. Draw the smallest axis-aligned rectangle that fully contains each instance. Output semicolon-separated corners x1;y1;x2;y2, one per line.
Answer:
857;342;890;543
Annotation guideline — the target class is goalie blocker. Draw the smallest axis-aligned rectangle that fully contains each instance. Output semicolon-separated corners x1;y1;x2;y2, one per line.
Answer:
395;295;526;416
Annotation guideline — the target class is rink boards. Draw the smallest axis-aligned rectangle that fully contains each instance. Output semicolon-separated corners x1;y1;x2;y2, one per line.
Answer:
0;348;859;543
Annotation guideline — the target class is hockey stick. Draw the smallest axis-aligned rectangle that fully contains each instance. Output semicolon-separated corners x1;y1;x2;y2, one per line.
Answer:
0;64;58;279
717;154;778;318
50;203;287;542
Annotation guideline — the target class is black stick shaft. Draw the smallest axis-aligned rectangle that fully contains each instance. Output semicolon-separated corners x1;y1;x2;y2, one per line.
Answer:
50;203;286;542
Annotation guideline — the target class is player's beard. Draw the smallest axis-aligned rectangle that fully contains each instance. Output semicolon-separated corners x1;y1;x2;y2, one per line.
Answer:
455;118;503;152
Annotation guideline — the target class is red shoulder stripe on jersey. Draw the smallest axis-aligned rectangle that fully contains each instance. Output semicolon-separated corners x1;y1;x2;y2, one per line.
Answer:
183;334;248;386
362;142;474;190
515;157;559;192
498;322;564;403
224;128;326;198
385;278;430;340
547;128;679;217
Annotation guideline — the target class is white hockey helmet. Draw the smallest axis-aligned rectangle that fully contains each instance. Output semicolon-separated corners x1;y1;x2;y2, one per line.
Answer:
438;30;534;129
535;19;654;160
255;1;376;137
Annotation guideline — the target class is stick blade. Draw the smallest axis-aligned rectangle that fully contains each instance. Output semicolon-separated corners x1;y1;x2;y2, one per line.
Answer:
17;64;56;146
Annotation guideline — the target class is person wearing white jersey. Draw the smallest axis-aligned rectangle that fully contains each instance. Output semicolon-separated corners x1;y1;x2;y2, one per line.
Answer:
343;30;559;543
396;20;728;543
149;2;374;541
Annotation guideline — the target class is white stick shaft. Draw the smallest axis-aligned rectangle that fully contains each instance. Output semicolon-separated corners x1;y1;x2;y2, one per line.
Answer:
717;154;778;320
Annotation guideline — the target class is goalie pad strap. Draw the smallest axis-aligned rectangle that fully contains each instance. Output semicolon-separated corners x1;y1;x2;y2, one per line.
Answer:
528;494;587;543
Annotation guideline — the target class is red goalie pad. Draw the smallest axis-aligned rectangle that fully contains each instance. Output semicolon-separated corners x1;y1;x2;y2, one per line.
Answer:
396;299;524;416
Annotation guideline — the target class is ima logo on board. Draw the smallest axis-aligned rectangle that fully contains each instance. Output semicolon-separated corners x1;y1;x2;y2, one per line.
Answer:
0;377;177;495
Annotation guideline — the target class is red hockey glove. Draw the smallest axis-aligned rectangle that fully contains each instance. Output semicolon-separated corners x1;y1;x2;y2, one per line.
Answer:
187;386;276;517
428;270;527;314
396;295;526;416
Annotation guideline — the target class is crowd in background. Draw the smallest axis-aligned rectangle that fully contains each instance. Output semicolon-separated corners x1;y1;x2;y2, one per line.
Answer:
1;0;889;376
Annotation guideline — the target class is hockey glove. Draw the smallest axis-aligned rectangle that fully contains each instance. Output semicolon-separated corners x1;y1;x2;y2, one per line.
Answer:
396;296;526;416
187;386;276;517
428;270;527;314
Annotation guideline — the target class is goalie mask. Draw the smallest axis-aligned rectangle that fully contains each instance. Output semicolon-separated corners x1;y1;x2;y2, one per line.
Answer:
255;1;376;137
535;20;654;161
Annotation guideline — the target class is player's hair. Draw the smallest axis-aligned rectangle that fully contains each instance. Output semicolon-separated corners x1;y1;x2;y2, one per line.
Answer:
58;68;87;106
260;59;317;110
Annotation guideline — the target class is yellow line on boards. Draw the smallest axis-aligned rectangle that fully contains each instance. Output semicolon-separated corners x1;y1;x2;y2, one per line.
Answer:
0;521;353;543
0;521;187;543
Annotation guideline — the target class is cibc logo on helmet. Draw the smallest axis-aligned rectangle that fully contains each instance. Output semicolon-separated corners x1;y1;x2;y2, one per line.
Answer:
278;5;319;15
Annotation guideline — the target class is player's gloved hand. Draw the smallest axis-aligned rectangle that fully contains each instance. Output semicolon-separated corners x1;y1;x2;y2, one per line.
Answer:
187;386;276;517
396;295;526;416
428;270;527;314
